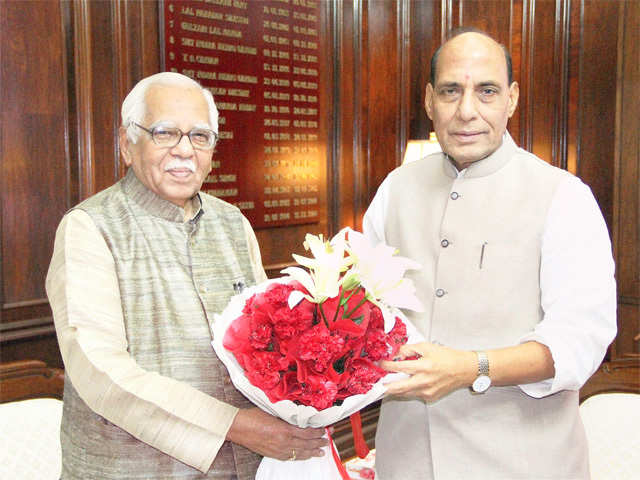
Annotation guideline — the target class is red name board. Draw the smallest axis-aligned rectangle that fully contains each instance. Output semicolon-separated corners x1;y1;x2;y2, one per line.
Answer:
162;0;323;228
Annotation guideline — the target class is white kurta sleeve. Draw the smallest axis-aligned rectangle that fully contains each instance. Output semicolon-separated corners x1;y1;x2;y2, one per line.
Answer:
518;175;617;397
46;209;240;473
363;176;391;245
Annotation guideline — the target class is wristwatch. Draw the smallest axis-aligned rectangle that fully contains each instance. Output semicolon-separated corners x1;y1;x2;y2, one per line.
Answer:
471;351;491;393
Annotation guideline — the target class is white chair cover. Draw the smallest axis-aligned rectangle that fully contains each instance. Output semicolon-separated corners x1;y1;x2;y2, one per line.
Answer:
580;392;640;480
0;398;63;480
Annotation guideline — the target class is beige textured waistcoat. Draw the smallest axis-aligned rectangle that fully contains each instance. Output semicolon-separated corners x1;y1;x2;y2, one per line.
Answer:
375;135;589;479
60;170;260;479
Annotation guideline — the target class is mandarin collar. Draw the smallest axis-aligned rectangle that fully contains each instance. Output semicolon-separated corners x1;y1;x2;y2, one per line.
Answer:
121;168;203;223
441;132;518;179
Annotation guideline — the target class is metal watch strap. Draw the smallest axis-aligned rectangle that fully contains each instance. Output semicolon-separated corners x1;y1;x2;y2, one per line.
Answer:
476;351;489;377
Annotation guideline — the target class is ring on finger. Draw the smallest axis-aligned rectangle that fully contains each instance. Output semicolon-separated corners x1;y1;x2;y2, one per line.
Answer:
288;449;296;461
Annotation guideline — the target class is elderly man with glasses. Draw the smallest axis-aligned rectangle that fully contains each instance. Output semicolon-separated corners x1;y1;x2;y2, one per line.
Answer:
46;72;326;480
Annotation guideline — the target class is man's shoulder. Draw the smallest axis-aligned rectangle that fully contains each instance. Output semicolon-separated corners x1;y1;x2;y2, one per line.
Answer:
514;146;573;178
199;190;243;217
73;180;125;214
388;152;445;182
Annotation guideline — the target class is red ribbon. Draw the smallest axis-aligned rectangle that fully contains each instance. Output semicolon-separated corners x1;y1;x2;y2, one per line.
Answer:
327;427;352;480
350;411;370;458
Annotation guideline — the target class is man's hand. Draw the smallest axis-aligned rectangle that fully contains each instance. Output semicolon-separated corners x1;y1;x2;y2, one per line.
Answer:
380;341;556;402
226;407;327;461
380;342;476;402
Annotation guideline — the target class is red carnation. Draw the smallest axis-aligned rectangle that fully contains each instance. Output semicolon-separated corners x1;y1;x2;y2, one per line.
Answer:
344;359;387;395
296;374;338;410
245;351;289;391
297;323;345;373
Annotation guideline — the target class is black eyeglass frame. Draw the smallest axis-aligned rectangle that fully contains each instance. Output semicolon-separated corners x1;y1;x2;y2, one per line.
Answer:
133;122;218;150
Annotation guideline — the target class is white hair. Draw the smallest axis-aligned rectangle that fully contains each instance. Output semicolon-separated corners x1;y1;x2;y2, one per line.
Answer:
121;71;218;143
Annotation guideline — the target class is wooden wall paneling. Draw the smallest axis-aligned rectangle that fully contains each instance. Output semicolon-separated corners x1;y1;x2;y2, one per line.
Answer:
332;0;412;231
330;0;369;234
565;0;581;175
141;1;161;78
1;0;70;304
441;0;457;37
507;0;523;146
90;1;119;194
578;0;638;398
353;0;369;231
333;0;357;232
0;0;69;366
113;0;146;102
62;1;79;210
364;0;404;210
407;0;435;140
0;0;3;327
611;0;639;363
527;0;558;165
519;0;534;150
553;0;571;171
398;0;411;163
575;0;619;231
74;0;96;200
113;0;134;113
457;0;513;46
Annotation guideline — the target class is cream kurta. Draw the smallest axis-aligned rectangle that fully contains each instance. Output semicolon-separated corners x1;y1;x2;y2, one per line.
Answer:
364;134;616;479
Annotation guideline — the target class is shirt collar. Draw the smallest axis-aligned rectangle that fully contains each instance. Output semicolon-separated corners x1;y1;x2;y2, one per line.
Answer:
121;168;203;223
442;132;518;179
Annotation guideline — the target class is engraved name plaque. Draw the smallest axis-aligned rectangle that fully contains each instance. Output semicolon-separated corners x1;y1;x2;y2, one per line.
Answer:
162;0;324;228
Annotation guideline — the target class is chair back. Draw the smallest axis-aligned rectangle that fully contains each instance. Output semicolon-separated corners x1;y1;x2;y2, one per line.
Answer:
0;360;64;480
580;392;640;480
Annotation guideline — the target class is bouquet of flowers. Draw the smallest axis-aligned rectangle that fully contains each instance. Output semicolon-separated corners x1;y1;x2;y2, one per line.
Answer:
212;228;424;479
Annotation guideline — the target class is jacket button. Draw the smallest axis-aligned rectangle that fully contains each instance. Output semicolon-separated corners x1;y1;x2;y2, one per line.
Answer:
441;239;449;248
435;288;445;297
450;192;460;200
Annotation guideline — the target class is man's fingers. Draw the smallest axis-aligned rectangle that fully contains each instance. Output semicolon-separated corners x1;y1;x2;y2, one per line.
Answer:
291;426;327;440
292;435;328;450
380;358;424;374
383;377;420;395
394;342;425;360
293;447;326;461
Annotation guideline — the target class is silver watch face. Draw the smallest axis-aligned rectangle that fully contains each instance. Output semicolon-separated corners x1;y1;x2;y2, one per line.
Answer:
472;375;491;393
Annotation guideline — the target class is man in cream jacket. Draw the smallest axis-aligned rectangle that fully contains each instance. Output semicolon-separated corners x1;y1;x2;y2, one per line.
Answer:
365;29;616;480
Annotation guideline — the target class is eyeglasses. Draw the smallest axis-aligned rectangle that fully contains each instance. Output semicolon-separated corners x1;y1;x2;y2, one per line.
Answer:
134;123;218;150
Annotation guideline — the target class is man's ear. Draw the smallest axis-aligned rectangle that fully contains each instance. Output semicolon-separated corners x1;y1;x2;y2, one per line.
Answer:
119;126;134;167
507;81;520;118
424;83;435;120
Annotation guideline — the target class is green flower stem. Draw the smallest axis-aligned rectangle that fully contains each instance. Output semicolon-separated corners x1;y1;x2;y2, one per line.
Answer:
332;291;345;323
340;286;361;306
318;303;329;327
344;295;368;319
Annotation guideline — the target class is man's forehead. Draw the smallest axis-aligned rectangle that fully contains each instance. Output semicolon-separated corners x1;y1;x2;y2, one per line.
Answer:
145;84;205;104
436;35;508;84
144;85;209;118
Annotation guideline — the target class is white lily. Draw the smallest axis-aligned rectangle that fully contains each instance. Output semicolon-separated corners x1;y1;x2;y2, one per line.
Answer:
281;232;353;304
344;229;424;331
